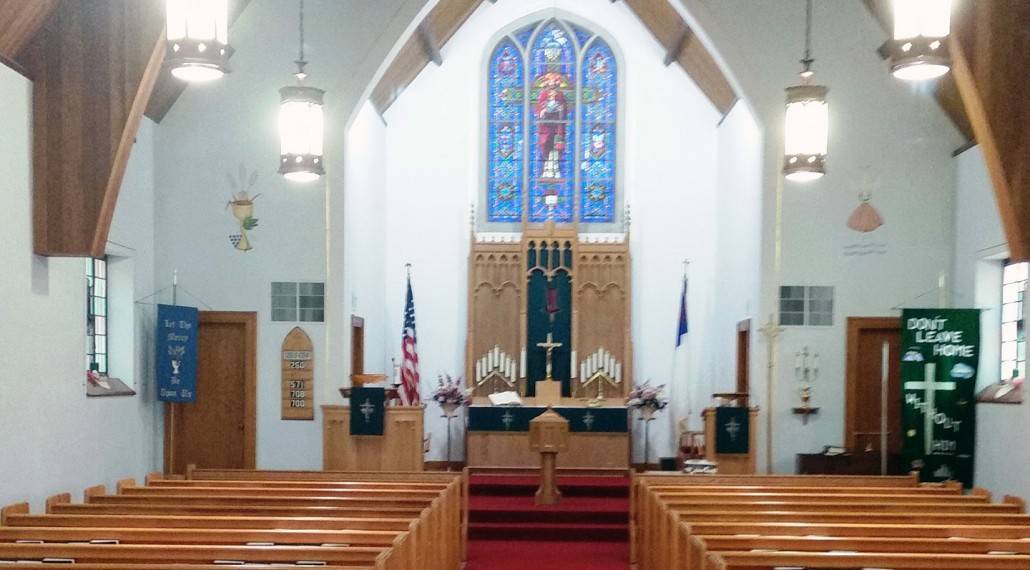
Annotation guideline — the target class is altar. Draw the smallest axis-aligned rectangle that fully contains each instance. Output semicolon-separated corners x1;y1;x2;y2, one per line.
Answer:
465;397;630;470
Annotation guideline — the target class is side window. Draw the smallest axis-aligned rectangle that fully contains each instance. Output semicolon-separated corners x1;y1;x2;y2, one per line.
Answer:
86;257;109;375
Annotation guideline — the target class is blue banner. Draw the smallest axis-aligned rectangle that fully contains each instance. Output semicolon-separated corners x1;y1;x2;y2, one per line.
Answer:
156;304;199;402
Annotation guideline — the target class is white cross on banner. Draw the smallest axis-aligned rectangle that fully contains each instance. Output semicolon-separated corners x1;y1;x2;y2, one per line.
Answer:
903;362;956;455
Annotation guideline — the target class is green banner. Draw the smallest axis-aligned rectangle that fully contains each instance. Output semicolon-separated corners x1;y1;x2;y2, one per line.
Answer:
900;309;979;487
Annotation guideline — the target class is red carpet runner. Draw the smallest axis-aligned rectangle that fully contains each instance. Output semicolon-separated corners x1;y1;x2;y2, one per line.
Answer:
465;474;630;570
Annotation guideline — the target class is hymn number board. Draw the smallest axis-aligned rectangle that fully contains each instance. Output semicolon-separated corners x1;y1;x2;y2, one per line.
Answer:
281;327;314;420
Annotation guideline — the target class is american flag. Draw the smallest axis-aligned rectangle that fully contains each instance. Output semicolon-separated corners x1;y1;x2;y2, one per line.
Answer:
399;275;420;406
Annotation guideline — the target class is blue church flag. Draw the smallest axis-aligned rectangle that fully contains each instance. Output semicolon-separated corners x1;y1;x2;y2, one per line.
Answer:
157;304;199;403
676;275;689;346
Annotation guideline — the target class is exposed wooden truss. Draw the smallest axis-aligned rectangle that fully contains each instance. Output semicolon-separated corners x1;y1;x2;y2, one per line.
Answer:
18;0;166;257
371;0;484;115
0;0;60;75
949;1;1030;260
369;0;737;116
623;0;736;114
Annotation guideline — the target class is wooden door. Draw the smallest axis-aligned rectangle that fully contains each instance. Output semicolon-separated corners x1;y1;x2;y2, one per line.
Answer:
845;317;902;455
164;311;256;474
736;319;751;395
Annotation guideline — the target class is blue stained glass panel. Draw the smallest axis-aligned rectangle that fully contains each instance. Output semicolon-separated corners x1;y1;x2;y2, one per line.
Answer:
528;22;576;223
570;23;594;49
513;23;536;48
487;38;524;222
579;40;617;223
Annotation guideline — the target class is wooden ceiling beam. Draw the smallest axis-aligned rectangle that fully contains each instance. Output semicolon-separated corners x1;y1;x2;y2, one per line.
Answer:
18;0;166;257
0;0;60;71
145;0;251;123
948;1;1030;261
418;22;443;67
370;0;483;116
623;0;736;114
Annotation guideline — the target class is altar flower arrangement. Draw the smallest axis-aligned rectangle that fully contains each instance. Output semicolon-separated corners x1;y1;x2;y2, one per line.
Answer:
627;380;668;420
432;374;471;416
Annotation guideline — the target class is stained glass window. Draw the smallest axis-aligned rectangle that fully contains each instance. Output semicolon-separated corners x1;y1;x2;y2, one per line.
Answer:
485;19;618;224
86;257;108;374
487;39;525;222
579;39;617;222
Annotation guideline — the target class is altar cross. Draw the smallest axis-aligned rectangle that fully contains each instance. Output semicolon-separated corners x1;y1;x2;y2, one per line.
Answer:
359;398;375;423
903;362;955;455
536;333;563;381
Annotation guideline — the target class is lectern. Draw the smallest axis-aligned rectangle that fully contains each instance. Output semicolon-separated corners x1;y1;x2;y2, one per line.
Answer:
529;408;569;505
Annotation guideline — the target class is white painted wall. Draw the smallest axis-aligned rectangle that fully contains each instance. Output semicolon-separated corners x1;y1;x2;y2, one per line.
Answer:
0;64;161;510
154;0;423;469
676;0;963;472
950;146;1029;500
359;0;765;463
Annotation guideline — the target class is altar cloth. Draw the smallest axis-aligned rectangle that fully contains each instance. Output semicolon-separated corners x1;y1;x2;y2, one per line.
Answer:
468;405;628;433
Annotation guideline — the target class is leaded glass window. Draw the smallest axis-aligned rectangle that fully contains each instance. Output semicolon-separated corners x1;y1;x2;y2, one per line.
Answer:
86;257;108;374
1001;260;1027;381
486;19;618;224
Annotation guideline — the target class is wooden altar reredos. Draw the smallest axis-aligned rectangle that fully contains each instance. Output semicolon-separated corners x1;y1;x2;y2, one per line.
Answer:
465;220;633;398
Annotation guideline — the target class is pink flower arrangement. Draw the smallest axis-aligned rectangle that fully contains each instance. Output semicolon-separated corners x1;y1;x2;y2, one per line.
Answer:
86;369;102;386
431;374;471;407
627;380;668;411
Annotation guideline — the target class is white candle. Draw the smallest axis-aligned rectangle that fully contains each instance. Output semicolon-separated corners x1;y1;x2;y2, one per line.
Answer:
581;363;586;381
571;351;577;376
476;361;482;382
521;348;526;376
615;362;621;382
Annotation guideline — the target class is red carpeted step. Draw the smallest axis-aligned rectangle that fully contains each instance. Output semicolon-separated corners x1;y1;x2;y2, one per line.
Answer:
469;475;630;498
469;495;629;524
469;521;629;542
466;539;628;570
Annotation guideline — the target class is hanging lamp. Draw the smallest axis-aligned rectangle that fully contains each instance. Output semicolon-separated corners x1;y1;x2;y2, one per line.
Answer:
165;0;231;82
278;0;325;183
888;0;952;81
783;0;828;183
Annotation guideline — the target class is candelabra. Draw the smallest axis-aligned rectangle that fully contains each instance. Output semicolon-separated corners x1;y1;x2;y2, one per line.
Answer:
792;346;820;424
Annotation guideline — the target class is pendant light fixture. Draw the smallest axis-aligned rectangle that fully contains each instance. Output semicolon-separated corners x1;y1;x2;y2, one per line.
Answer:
783;0;828;183
888;0;952;81
279;0;325;183
165;0;231;82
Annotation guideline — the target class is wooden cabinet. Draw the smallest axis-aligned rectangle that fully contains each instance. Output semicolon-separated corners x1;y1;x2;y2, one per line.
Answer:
322;405;424;471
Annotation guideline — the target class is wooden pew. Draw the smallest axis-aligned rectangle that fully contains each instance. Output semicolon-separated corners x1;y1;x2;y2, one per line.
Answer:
705;550;1030;569
687;533;1030;570
0;542;387;565
3;470;465;570
636;479;1029;570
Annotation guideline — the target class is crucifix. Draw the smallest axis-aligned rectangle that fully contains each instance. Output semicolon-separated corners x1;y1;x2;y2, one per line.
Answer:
903;362;956;455
536;333;563;381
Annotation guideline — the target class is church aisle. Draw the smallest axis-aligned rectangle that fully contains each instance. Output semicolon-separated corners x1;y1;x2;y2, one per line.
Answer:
465;474;630;569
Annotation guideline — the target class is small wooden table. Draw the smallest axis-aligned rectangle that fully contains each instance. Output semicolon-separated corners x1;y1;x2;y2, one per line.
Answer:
322;405;424;471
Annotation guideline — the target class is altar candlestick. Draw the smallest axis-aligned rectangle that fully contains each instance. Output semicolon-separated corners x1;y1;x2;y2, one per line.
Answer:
520;348;526;378
476;361;482;382
615;362;621;382
571;351;577;377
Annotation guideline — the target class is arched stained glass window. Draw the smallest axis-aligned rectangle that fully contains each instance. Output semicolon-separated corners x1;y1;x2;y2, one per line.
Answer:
486;19;618;224
487;39;525;223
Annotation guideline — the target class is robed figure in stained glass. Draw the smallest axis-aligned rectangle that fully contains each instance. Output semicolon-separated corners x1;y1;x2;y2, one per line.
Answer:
536;72;570;179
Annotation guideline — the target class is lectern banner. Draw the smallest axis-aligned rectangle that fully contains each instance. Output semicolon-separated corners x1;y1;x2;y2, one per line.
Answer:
714;406;749;454
350;387;386;436
156;304;198;403
900;308;979;487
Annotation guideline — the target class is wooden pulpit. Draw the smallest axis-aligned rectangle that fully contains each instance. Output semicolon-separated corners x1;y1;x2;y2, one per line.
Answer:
703;406;759;474
529;408;569;505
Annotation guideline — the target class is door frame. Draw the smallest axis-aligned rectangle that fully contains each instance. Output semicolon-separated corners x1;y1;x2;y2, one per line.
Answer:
844;316;900;451
736;319;751;395
163;311;257;474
